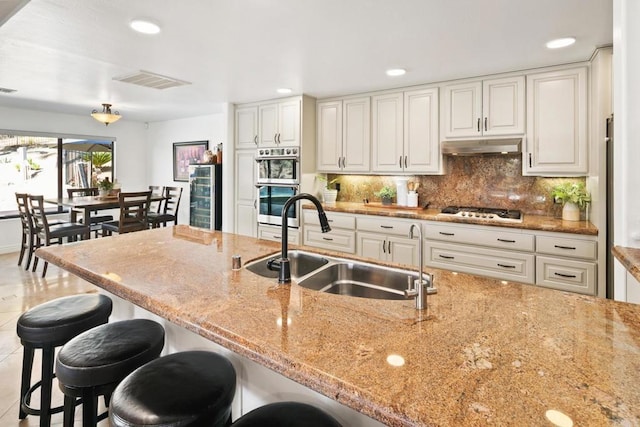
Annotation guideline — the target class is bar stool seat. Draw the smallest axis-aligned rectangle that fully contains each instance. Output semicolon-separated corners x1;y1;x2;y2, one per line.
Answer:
231;402;342;427
56;318;165;427
109;351;236;427
16;294;113;427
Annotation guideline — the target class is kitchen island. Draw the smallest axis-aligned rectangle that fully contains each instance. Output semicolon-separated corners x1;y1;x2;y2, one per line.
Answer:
37;226;639;426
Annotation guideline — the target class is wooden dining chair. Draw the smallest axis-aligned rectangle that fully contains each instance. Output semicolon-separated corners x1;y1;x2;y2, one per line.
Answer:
28;195;91;278
67;187;114;236
148;186;163;215
148;186;183;228
101;191;152;236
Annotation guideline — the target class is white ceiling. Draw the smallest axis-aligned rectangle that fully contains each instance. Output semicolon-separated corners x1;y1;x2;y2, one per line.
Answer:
0;0;612;123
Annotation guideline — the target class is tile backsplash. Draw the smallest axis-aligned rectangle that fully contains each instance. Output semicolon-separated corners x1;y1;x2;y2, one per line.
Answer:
327;154;586;217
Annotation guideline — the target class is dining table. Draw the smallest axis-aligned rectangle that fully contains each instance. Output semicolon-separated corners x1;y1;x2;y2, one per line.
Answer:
45;194;166;225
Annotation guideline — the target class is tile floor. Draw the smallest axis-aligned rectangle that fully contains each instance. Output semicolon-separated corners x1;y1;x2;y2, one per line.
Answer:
0;251;105;426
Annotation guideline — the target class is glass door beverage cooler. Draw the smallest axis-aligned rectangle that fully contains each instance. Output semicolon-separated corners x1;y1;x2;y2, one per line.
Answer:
189;164;222;230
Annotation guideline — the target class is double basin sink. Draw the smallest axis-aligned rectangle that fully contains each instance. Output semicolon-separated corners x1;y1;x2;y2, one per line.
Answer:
246;250;421;300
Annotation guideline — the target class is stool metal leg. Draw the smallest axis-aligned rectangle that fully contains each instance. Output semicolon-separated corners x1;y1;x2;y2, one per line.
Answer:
81;388;98;427
63;395;76;427
39;346;55;427
19;346;34;419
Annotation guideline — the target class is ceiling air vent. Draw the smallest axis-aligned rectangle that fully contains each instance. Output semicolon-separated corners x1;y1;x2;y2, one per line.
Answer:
0;87;17;94
113;70;191;90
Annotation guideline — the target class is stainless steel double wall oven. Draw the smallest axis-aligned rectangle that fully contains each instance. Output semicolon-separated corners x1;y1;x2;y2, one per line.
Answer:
255;147;300;227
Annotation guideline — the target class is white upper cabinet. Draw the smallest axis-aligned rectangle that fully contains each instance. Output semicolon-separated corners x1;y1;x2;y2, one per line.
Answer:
524;67;588;176
442;76;525;138
235;105;258;149
316;97;370;172
372;88;440;173
259;99;300;147
404;88;439;173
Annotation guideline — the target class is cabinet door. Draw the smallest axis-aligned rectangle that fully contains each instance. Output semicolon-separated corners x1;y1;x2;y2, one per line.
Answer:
234;151;257;237
342;97;371;172
442;81;482;138
316;100;343;172
277;100;301;146
258;103;279;146
372;92;404;172
404;88;440;173
387;236;419;267
357;231;386;261
235;106;258;149
524;67;588;176
482;76;525;136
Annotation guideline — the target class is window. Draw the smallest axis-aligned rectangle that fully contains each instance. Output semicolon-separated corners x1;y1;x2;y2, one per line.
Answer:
0;133;114;216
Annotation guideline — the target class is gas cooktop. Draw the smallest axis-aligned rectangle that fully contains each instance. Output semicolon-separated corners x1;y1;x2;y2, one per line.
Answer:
438;206;523;223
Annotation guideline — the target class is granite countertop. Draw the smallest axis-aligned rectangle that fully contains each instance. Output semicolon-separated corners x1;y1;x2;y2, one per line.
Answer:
304;202;598;235
37;226;637;426
612;246;640;282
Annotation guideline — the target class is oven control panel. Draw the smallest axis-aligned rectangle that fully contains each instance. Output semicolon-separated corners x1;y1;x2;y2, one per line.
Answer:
257;147;298;157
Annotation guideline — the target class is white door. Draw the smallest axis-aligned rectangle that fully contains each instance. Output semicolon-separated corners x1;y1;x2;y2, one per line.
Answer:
404;88;439;173
387;236;419;267
259;103;278;146
234;151;257;237
316;100;343;172
372;92;404;172
357;232;386;261
483;76;525;136
443;81;482;138
342;97;371;172
235;106;258;149
524;67;587;175
277;100;301;146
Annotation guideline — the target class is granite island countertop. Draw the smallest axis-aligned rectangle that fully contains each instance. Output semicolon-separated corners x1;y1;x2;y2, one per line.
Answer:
612;245;640;282
304;202;598;235
36;226;637;426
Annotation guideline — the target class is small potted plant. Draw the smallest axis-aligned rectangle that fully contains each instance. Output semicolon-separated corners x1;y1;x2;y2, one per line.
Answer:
317;175;339;204
97;177;114;197
551;181;591;221
375;186;396;206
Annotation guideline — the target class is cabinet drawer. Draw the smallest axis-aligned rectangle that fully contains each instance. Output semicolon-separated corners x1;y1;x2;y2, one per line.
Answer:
425;241;535;284
424;223;534;252
536;256;596;295
357;216;412;236
536;235;596;260
258;226;300;245
303;210;355;229
304;227;355;253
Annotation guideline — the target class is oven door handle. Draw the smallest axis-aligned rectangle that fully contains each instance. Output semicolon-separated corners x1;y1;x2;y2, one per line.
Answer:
255;155;299;161
255;183;299;189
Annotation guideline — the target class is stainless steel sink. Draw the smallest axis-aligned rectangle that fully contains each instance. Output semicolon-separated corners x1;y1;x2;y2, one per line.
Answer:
245;250;330;280
246;250;420;300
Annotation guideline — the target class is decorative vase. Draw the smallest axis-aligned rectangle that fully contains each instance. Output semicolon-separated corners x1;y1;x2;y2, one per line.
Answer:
562;202;581;221
99;189;109;198
381;196;393;206
323;189;338;204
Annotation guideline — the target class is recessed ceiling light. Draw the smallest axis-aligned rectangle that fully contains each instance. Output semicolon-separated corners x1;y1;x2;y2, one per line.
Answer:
546;37;576;49
277;88;292;94
130;19;161;35
386;68;406;77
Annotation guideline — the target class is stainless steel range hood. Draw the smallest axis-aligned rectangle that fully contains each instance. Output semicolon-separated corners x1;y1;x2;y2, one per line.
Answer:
441;138;522;155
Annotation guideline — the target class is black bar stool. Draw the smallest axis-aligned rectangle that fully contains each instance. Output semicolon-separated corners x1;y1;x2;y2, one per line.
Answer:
231;402;342;426
55;319;165;427
16;294;113;427
109;351;236;427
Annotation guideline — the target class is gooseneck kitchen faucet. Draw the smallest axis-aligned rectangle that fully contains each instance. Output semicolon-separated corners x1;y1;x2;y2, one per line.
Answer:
278;193;331;283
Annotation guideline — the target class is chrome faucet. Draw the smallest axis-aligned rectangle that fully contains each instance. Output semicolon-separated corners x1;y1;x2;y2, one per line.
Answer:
278;193;331;283
404;223;436;309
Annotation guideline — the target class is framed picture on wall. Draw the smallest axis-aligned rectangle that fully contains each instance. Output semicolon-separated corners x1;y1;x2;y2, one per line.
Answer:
173;141;209;182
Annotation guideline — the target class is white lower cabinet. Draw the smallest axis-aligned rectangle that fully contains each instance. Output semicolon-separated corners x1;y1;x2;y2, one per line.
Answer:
303;211;356;253
356;216;419;266
258;224;300;245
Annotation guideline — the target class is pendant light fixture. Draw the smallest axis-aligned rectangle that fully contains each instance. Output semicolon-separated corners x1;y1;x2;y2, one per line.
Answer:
91;103;122;126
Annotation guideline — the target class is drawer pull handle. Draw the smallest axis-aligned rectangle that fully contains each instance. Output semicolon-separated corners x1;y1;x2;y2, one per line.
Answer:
327;219;334;222
497;238;516;243
322;237;334;241
439;255;454;260
497;263;516;269
272;235;281;239
554;245;577;250
439;232;455;236
554;272;577;279
380;225;394;229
